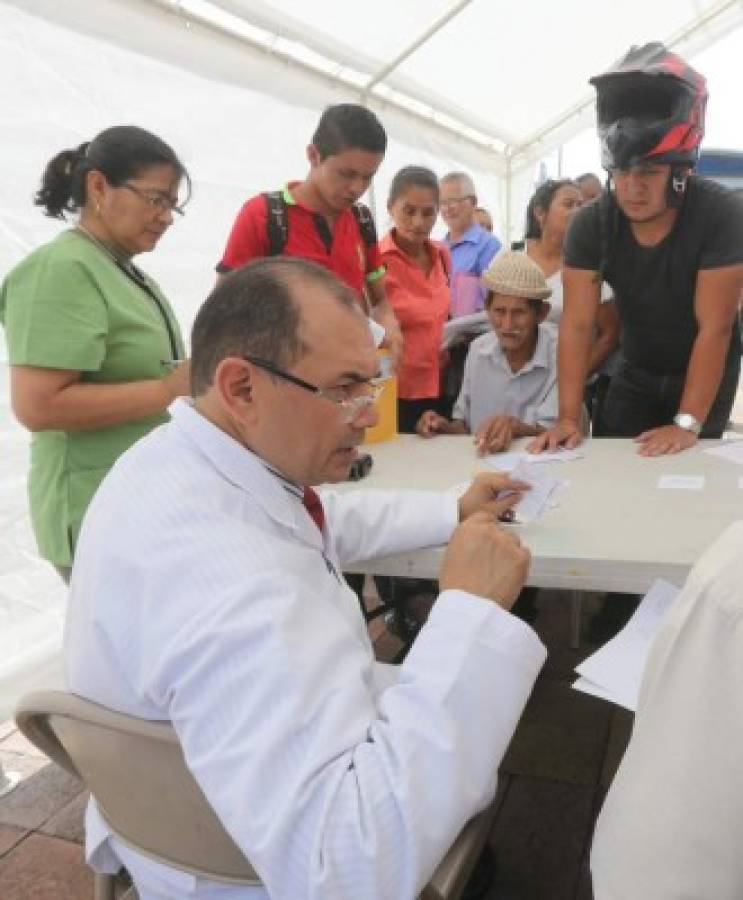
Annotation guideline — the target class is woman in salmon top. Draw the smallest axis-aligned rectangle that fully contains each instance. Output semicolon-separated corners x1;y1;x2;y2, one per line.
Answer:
379;166;451;432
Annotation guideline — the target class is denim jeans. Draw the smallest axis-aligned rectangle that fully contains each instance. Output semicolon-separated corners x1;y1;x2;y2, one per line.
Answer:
599;355;740;439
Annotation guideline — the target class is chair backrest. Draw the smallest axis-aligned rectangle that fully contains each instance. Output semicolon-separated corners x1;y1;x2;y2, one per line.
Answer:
15;690;259;885
16;690;497;900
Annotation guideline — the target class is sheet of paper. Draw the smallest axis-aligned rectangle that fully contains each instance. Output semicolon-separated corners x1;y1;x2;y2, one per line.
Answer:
572;677;625;706
739;476;743;490
657;474;705;490
573;579;681;711
483;450;522;473
703;440;743;465
505;461;561;524
484;447;585;473
440;312;490;350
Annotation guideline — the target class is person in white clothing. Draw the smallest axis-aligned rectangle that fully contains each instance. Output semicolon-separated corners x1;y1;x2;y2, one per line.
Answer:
64;256;547;900
591;521;743;899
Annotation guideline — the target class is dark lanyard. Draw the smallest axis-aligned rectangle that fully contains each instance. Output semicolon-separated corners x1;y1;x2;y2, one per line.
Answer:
113;258;180;362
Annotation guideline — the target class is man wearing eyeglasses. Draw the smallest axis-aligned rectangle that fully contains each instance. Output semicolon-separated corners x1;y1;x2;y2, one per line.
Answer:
65;257;546;900
440;171;501;315
440;172;502;416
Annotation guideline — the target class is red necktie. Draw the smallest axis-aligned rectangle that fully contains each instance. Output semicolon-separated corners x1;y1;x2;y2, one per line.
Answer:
302;486;325;533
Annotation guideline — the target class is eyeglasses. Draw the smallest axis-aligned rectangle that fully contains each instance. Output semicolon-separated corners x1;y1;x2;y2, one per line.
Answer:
440;195;475;209
121;183;185;216
243;354;384;423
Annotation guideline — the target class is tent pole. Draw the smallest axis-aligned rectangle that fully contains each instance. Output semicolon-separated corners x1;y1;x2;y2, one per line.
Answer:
362;0;474;94
505;154;512;246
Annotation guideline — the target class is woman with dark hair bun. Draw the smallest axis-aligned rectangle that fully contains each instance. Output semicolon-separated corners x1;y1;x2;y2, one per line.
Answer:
0;125;191;579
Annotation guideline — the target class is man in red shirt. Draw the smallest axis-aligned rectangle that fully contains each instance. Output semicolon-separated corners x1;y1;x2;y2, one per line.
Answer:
217;104;402;364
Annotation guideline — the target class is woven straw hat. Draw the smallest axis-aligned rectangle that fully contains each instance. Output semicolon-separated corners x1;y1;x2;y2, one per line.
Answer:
481;251;552;300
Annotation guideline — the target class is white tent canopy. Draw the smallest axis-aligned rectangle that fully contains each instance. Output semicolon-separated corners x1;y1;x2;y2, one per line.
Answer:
1;0;743;716
4;0;743;249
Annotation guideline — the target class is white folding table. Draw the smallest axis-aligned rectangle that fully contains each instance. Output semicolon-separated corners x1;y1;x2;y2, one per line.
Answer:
332;436;743;632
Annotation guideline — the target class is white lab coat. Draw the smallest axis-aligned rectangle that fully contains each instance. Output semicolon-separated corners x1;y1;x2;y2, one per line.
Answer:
65;398;546;900
592;521;743;900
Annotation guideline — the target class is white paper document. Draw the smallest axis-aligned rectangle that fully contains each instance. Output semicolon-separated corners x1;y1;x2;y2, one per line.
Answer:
484;447;585;473
703;440;743;466
573;579;681;711
441;312;490;349
657;474;705;490
503;461;561;523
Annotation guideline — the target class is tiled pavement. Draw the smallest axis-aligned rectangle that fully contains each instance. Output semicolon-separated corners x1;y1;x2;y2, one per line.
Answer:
0;589;633;899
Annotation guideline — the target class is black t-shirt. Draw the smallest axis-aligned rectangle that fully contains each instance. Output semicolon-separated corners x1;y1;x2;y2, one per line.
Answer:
564;177;743;374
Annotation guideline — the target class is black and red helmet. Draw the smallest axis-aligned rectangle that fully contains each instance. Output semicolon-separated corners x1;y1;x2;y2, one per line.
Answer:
590;42;707;170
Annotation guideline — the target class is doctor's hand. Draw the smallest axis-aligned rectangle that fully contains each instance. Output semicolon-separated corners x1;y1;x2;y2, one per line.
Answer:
458;472;529;522
440;511;531;610
527;418;583;454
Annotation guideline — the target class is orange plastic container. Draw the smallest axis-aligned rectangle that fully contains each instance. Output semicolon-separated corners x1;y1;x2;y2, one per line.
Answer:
364;350;397;444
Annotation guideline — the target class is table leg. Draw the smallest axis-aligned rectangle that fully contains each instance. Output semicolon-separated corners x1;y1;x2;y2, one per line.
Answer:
570;591;583;650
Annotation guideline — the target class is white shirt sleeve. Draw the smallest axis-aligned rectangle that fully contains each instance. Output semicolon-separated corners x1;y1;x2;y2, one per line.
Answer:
591;522;743;900
142;551;545;900
320;488;458;566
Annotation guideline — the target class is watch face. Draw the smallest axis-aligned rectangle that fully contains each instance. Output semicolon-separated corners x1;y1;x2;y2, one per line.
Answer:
674;413;700;433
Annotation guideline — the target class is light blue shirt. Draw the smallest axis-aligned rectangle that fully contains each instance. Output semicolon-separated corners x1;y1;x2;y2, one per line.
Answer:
445;224;501;312
453;325;558;432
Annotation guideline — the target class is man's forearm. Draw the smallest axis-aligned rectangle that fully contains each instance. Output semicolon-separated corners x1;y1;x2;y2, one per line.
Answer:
587;330;617;375
557;326;593;422
679;329;731;421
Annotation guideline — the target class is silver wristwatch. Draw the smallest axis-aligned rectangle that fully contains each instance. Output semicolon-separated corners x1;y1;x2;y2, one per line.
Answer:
673;412;701;435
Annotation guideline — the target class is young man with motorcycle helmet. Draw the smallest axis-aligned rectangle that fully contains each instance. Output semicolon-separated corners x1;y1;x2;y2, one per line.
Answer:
532;42;743;457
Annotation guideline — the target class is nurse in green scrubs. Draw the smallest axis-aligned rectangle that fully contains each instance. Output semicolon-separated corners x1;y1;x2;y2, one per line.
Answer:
0;126;191;580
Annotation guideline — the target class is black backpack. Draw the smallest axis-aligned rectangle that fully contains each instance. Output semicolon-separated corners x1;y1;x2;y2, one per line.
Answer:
262;190;378;255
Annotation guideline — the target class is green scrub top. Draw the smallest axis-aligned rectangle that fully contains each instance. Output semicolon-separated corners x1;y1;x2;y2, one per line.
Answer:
0;229;185;566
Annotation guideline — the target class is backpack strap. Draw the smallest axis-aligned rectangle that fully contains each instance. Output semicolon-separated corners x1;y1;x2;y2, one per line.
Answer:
351;203;378;247
263;191;289;256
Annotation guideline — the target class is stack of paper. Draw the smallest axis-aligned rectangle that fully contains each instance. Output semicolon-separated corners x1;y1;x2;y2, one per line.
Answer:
503;461;561;524
703;440;743;465
441;312;490;350
573;579;681;711
484;447;585;473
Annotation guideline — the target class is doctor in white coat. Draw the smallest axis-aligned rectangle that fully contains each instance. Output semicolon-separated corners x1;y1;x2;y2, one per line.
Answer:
65;256;547;900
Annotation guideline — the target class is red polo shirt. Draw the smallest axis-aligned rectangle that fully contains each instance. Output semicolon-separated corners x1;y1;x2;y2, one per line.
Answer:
217;183;385;299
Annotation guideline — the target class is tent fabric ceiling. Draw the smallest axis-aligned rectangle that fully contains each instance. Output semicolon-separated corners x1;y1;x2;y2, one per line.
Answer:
207;0;743;169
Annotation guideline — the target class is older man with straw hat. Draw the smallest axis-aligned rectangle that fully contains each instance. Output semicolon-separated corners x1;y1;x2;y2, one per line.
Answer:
416;251;558;454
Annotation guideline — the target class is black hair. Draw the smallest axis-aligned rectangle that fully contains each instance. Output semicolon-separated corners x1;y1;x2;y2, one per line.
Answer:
524;178;579;239
576;172;602;188
190;257;357;396
387;165;439;206
312;104;387;160
34;125;191;220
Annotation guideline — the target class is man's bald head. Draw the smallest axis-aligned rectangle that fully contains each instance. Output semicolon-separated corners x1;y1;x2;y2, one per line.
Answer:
190;257;361;397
